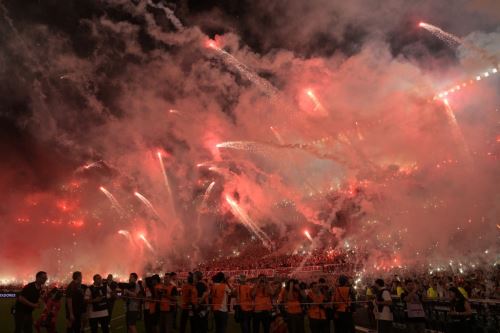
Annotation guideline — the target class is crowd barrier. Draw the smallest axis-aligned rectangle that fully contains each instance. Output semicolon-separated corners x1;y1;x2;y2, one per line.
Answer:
388;296;500;333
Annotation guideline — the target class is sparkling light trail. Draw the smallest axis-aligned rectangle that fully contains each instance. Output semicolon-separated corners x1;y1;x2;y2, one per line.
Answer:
305;89;327;115
225;195;272;249
434;67;498;100
117;230;132;242
269;126;285;144
442;99;470;159
419;22;461;47
134;192;162;221
419;22;498;67
157;151;176;218
304;230;313;242
99;186;125;215
201;181;216;209
138;233;155;252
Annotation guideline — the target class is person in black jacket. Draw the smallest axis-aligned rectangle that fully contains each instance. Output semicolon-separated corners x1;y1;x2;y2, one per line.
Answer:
84;274;111;333
14;271;48;333
448;287;473;333
66;271;85;333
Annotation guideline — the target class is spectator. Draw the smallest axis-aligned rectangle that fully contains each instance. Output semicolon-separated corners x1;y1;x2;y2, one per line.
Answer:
211;272;232;333
235;275;253;333
307;282;329;333
170;272;178;330
156;273;177;333
373;279;393;333
448;287;473;333
123;273;143;333
426;278;438;300
85;274;111;333
281;279;305;333
252;274;273;333
14;271;48;333
144;274;160;333
401;279;425;333
332;275;355;333
193;271;209;333
65;271;85;333
103;274;117;326
35;287;62;333
180;273;197;333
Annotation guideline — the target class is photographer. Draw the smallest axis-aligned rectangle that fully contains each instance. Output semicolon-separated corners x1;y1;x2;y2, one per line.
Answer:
103;274;118;325
85;274;111;333
155;273;177;333
282;279;305;333
211;272;233;333
193;271;209;333
307;282;329;333
235;275;253;333
123;273;143;333
144;274;161;333
332;275;355;333
251;274;273;333
14;271;48;333
180;273;197;333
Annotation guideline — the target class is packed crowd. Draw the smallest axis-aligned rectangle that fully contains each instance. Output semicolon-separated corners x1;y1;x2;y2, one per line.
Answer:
194;248;354;272
10;265;500;333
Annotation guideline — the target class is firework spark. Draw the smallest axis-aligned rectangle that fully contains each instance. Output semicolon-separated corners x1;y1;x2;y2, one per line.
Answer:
419;22;461;47
305;89;327;115
99;186;125;215
134;192;162;222
419;22;498;67
442;99;471;159
157;151;176;218
225;195;272;249
270;126;285;144
201;181;216;209
434;67;498;100
138;233;155;252
304;230;313;242
117;230;132;242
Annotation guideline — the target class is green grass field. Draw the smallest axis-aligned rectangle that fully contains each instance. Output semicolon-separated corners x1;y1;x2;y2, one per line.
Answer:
1;298;372;332
0;298;273;332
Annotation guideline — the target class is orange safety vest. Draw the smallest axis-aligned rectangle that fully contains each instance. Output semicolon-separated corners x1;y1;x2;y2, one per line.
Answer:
145;287;156;313
333;286;351;312
156;284;175;312
181;284;197;310
308;292;326;320
238;285;253;312
211;283;228;312
254;288;272;311
286;291;302;314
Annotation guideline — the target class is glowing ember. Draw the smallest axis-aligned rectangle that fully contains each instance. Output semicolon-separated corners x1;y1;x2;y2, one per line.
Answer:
304;230;313;242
